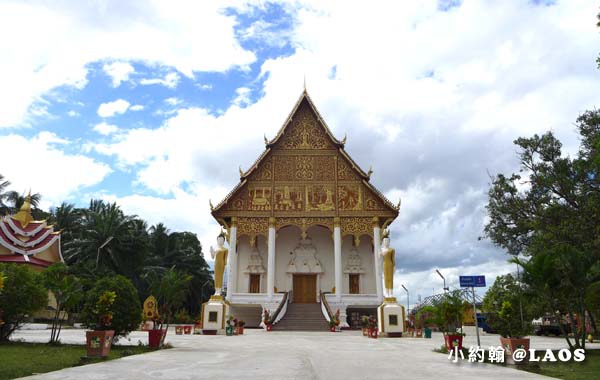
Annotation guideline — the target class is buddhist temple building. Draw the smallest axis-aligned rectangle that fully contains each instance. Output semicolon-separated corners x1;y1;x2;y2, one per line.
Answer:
211;91;399;329
0;196;63;271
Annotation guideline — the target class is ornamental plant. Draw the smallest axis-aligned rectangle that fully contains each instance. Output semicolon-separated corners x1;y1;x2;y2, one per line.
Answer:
0;263;47;341
236;319;245;328
263;309;272;325
361;315;369;329
430;290;466;335
81;275;141;337
488;301;531;339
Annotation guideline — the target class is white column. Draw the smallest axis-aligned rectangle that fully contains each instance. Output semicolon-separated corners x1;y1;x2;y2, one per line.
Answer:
267;217;276;300
334;217;342;301
373;218;383;303
226;219;237;300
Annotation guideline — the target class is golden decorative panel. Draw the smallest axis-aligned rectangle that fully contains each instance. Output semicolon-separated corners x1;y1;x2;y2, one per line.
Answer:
337;158;359;180
341;217;373;237
314;155;335;181
278;105;333;150
248;157;272;181
273;186;303;212
237;217;269;237
338;184;363;211
248;186;272;211
364;188;387;211
273;155;295;181
306;185;335;211
295;156;314;180
275;217;333;232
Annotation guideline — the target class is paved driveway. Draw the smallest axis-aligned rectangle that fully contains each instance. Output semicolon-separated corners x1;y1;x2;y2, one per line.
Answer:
13;328;597;379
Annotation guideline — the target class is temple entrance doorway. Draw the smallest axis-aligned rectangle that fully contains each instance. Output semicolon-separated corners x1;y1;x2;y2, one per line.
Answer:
249;274;260;293
293;274;317;303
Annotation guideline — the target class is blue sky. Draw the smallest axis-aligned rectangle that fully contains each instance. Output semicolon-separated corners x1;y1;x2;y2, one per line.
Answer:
1;0;599;303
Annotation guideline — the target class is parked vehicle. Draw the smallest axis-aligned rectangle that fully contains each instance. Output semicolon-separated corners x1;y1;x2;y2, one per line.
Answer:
532;315;570;336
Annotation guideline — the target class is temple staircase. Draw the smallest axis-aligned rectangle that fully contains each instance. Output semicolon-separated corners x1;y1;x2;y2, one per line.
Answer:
272;303;329;331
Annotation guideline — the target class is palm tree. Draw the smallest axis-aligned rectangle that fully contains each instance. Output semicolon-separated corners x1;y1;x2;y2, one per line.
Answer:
64;200;148;276
0;175;11;215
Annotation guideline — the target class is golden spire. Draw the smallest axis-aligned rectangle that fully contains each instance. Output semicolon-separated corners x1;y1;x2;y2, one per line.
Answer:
13;192;33;228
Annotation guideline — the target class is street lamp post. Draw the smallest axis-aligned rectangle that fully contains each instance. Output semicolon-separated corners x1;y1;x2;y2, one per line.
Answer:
436;269;449;293
401;284;409;314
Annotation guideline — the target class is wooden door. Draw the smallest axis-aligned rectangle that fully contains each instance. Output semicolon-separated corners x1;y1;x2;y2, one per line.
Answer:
349;274;360;294
249;274;260;293
293;274;317;303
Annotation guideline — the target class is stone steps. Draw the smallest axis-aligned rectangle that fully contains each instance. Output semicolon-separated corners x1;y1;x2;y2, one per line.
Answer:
273;303;329;331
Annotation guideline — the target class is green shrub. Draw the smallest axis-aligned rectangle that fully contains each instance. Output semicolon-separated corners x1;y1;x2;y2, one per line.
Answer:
81;275;141;337
0;264;48;341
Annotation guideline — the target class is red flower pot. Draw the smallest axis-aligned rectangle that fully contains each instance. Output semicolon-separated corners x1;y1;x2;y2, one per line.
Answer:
183;325;192;335
330;326;336;332
86;330;114;357
266;324;273;331
175;326;184;335
236;326;244;335
368;328;378;339
444;334;463;350
148;329;167;349
501;337;530;362
362;327;368;336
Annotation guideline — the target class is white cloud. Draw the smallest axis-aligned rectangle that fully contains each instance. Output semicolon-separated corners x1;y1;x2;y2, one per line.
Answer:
232;87;251;107
102;61;135;87
67;110;80;117
0;132;111;208
140;72;180;88
164;97;182;106
97;99;130;118
93;122;119;135
0;1;255;127
129;104;144;111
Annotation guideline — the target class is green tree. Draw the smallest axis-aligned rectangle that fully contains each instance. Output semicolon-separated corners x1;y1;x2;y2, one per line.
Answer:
483;274;534;338
0;174;11;215
0;264;48;341
80;275;141;338
41;263;83;344
484;111;600;349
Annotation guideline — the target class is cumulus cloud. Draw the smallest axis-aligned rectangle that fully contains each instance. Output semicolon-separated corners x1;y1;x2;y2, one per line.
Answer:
140;72;180;88
93;122;119;135
0;132;111;208
129;104;144;111
102;61;135;87
97;99;130;117
0;1;255;127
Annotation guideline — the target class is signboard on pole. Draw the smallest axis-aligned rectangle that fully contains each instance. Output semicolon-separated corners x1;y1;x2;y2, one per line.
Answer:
459;275;486;288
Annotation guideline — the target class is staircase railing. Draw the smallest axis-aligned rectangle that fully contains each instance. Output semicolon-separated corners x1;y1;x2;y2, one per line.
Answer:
320;292;334;322
269;291;290;325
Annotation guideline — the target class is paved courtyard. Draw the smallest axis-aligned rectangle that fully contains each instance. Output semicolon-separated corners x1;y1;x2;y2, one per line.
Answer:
12;328;599;379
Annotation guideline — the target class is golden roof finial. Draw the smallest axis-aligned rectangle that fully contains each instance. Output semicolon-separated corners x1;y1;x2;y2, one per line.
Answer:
239;166;244;178
13;192;34;228
303;75;307;92
209;199;214;211
264;134;269;146
367;166;373;179
396;197;402;211
341;134;347;145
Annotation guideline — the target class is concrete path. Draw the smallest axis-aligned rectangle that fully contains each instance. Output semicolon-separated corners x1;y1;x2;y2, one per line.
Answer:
13;328;597;380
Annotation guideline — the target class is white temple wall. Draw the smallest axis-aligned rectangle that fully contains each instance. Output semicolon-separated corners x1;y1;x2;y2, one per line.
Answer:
274;225;335;293
235;235;268;293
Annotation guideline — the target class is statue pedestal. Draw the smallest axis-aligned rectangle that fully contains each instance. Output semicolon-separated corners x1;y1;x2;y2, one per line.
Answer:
202;295;227;335
377;297;405;337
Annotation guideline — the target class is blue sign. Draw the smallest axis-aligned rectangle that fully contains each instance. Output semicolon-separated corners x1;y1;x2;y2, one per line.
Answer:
459;275;486;287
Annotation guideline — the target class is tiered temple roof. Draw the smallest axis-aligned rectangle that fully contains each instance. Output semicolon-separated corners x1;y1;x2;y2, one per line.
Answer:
0;196;63;269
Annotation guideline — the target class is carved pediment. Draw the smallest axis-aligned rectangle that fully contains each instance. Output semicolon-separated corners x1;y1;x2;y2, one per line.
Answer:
287;237;323;274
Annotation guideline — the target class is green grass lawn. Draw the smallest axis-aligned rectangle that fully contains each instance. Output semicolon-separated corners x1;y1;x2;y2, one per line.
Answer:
0;342;153;380
516;349;600;380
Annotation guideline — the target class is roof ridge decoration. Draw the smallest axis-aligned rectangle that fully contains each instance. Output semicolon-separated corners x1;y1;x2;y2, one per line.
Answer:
13;193;34;228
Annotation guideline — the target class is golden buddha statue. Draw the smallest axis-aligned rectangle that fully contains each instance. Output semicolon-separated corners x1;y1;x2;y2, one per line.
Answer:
379;229;395;298
210;230;228;296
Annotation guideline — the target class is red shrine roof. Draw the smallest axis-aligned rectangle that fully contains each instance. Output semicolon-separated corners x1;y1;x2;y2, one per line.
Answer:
0;196;63;268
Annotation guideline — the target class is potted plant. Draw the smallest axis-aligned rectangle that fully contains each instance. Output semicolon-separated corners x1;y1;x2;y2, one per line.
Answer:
431;290;466;350
367;315;378;338
84;291;116;357
143;295;166;349
263;309;272;331
329;309;341;332
489;301;531;362
416;306;435;339
236;319;246;335
225;315;235;336
361;315;369;336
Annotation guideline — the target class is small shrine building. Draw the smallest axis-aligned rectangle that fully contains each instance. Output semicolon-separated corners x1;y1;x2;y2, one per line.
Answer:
211;91;399;328
0;196;63;270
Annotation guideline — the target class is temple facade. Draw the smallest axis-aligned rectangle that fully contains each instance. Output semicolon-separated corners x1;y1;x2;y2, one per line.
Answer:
211;91;399;328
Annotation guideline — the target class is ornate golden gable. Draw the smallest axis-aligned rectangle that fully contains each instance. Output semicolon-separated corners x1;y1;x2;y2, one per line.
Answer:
212;91;398;238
